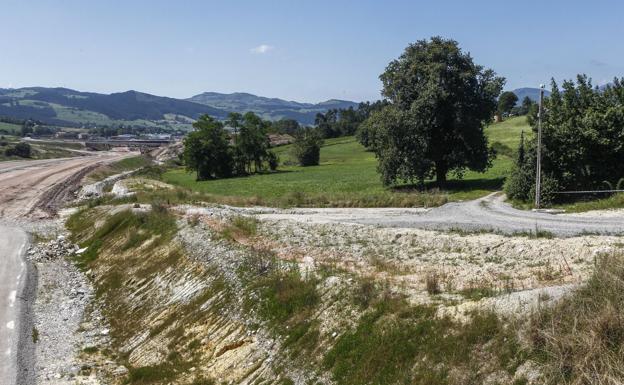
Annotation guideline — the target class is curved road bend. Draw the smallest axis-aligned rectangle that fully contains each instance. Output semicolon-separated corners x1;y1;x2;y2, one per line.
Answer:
254;193;624;237
0;151;133;385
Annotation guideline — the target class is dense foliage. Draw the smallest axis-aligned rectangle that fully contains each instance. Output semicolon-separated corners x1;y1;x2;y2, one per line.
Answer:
5;142;32;158
505;76;624;204
183;113;277;181
315;101;387;138
183;115;233;180
359;37;503;186
292;127;324;166
269;118;300;135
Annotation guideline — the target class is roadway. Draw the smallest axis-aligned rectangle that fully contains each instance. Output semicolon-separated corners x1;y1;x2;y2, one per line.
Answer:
0;151;132;385
253;193;624;237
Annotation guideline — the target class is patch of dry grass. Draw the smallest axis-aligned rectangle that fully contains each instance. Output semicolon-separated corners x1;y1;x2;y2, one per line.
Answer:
530;253;624;384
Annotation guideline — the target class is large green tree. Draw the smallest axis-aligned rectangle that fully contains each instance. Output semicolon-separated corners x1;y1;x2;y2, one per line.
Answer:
366;37;504;186
183;115;233;180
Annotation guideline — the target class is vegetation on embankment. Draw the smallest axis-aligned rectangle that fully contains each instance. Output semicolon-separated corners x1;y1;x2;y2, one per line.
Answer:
85;155;153;182
162;116;529;208
64;199;624;384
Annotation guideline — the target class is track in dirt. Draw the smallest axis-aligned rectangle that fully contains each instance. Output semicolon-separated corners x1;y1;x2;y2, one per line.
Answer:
0;152;132;219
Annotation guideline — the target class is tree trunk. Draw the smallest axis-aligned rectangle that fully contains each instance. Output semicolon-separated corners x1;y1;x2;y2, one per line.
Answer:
435;163;447;187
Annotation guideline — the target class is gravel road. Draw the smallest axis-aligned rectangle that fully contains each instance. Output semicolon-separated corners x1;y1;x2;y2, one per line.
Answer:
253;193;624;237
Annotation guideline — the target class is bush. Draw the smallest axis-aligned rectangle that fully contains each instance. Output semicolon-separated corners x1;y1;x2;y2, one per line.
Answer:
292;128;323;166
505;163;533;201
5;142;31;158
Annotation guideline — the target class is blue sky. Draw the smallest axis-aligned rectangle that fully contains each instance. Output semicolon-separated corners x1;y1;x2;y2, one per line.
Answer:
1;0;622;102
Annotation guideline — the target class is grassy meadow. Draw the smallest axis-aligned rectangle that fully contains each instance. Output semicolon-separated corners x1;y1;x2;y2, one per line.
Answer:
162;117;531;207
0;121;21;135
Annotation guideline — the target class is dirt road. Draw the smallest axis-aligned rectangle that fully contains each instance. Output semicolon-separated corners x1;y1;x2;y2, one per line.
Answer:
252;193;624;237
0;152;130;218
0;152;132;385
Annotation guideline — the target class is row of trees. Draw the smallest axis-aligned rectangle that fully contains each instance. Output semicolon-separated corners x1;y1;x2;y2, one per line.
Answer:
314;102;388;138
183;112;324;181
506;76;624;204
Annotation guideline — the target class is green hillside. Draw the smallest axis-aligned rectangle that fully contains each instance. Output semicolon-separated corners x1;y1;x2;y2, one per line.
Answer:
0;87;359;130
188;92;359;125
162;117;531;207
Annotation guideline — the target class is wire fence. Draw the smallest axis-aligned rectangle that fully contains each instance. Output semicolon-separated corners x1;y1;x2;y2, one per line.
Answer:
553;189;624;195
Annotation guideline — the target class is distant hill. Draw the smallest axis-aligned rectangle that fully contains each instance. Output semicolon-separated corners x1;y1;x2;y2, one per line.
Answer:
0;87;359;130
512;88;551;104
188;92;359;125
0;87;228;130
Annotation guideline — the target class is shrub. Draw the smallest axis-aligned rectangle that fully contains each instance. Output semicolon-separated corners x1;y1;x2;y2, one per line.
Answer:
425;271;441;294
5;142;31;158
292;128;323;166
505;163;534;201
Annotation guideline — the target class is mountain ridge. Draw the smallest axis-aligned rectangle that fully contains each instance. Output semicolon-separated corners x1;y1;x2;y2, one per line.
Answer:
187;91;359;123
0;87;359;129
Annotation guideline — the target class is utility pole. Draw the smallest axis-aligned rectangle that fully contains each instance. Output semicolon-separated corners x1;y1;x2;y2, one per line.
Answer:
535;84;545;208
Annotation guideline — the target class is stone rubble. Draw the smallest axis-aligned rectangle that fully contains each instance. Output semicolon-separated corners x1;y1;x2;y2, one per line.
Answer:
26;233;111;384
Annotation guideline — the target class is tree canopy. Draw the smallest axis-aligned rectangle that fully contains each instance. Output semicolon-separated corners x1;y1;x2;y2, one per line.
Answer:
360;37;504;186
183;115;233;180
506;75;624;204
498;91;518;117
183;112;278;181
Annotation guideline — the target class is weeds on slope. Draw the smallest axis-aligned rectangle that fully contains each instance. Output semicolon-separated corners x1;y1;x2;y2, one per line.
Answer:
67;203;177;269
323;295;527;385
530;253;624;384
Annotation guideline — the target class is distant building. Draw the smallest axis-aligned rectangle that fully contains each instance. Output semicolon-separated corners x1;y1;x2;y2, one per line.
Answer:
54;131;78;139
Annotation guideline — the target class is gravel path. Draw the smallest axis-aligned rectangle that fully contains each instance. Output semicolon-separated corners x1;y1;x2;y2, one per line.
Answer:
251;193;624;237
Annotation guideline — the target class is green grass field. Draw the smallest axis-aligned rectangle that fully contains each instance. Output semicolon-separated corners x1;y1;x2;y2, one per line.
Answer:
162;117;531;207
0;122;21;135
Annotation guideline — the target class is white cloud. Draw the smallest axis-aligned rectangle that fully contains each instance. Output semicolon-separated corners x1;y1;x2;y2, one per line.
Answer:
250;44;274;54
